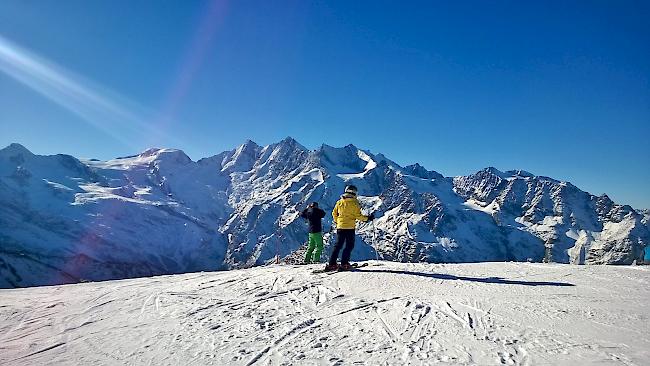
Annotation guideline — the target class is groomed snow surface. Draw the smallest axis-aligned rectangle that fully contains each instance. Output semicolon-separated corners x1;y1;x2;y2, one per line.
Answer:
1;262;648;365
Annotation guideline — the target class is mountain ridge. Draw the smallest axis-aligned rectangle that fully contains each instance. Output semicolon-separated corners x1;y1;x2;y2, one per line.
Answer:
1;139;647;288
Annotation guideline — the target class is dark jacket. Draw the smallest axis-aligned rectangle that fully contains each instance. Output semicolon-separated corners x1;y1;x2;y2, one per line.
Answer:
301;207;325;233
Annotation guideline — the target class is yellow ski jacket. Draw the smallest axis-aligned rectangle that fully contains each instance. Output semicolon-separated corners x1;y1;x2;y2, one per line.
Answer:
332;195;369;229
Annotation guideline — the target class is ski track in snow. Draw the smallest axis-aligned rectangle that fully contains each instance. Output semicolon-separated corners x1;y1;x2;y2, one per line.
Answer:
0;262;648;365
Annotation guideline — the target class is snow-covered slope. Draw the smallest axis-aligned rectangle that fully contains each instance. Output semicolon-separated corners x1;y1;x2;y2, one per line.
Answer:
1;138;648;288
1;262;648;365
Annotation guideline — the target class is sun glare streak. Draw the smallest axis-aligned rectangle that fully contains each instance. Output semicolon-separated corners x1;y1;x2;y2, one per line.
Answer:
156;0;227;129
0;34;184;151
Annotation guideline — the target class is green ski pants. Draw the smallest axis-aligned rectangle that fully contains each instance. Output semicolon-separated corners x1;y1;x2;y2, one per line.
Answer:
305;232;324;263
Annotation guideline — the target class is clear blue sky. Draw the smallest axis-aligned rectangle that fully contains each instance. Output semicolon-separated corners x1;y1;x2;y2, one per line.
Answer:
0;1;648;208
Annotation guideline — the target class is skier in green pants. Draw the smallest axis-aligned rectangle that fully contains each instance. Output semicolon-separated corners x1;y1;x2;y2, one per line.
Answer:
301;202;326;264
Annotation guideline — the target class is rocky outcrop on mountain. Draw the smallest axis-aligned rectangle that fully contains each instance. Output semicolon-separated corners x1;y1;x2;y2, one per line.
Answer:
1;138;647;287
453;168;647;264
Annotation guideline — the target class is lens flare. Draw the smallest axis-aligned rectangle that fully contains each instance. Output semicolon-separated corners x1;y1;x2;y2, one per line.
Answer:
0;34;183;150
156;0;228;128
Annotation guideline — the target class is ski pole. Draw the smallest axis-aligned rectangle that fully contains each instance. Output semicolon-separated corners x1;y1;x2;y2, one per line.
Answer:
372;221;379;261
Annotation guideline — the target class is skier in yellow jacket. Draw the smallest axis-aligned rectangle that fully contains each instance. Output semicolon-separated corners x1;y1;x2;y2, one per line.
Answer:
325;185;375;271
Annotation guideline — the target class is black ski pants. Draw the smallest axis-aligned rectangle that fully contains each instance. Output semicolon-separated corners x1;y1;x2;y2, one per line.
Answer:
329;229;355;265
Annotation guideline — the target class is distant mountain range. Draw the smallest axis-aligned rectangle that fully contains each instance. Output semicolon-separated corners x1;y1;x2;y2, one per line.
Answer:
1;138;648;288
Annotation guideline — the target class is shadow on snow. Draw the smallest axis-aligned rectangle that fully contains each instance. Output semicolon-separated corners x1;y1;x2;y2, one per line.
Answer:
358;269;575;287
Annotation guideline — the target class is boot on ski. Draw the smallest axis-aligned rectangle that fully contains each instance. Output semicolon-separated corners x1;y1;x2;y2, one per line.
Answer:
338;263;353;271
324;263;338;272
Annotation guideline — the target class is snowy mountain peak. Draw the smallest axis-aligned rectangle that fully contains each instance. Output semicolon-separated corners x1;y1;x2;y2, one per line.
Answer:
269;136;308;152
242;139;259;148
220;140;262;172
139;147;191;162
315;144;380;177
0;142;34;158
135;148;193;167
233;140;261;156
91;148;192;171
482;166;507;178
279;136;297;144
403;163;444;180
138;147;163;157
453;169;504;202
505;169;534;178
